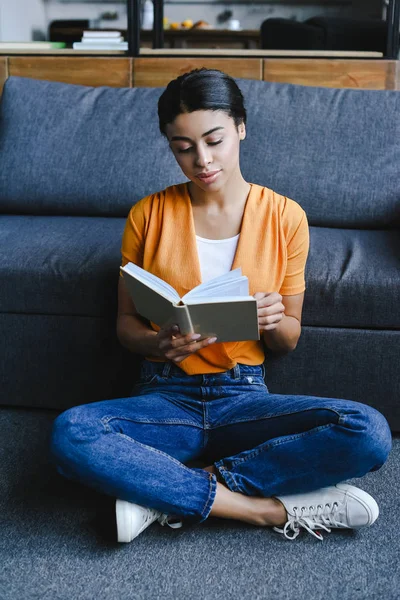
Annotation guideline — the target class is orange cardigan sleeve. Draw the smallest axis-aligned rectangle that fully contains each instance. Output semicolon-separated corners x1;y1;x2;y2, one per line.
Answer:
119;200;147;277
279;198;310;296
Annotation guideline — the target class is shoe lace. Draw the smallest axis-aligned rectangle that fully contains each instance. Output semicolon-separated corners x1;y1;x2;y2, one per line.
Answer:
158;513;183;529
273;502;344;541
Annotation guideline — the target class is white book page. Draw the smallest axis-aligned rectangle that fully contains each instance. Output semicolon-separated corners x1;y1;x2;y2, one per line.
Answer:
182;268;245;302
195;272;244;293
183;277;249;300
121;263;180;303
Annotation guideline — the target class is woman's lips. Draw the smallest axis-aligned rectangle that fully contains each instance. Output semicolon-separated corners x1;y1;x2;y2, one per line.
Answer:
197;170;221;184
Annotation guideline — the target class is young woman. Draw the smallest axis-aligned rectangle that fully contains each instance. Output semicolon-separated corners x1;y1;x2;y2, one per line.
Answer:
50;68;392;543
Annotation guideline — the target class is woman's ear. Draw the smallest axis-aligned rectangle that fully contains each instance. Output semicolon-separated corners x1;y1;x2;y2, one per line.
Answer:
239;123;246;140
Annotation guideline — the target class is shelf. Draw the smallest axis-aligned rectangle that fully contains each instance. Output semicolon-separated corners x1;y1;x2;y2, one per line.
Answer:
53;0;352;4
0;48;384;56
140;48;384;56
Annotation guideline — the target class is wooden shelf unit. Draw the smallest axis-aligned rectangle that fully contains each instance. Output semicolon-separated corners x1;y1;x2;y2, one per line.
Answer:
0;56;398;97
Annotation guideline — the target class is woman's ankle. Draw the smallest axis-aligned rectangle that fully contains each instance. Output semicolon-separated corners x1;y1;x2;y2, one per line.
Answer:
252;497;288;527
208;481;259;523
202;466;287;526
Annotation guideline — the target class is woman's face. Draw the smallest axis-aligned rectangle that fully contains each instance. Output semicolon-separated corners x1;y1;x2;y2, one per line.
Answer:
165;110;245;190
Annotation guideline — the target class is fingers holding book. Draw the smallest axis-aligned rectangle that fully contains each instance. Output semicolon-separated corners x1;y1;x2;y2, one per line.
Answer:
254;292;285;331
156;324;218;363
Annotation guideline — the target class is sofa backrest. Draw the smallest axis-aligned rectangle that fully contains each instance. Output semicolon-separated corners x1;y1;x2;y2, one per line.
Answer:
237;78;400;229
0;75;399;228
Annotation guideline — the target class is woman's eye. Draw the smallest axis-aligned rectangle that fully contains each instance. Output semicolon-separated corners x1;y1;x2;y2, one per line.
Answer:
177;140;222;154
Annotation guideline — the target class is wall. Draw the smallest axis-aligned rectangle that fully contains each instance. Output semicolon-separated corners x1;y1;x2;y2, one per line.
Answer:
0;0;47;41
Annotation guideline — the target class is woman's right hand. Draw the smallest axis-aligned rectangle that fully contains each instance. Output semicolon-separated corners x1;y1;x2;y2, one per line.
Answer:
154;324;217;363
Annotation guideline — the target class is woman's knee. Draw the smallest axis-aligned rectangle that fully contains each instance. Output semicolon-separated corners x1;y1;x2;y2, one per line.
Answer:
363;404;392;470
50;404;104;465
345;401;392;471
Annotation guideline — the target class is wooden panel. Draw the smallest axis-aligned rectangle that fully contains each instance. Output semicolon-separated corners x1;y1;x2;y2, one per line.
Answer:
0;56;8;96
133;58;262;87
3;56;398;91
8;57;132;87
263;59;398;90
395;61;400;91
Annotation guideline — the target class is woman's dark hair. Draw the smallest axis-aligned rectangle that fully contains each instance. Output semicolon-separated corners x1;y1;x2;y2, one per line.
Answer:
158;68;246;138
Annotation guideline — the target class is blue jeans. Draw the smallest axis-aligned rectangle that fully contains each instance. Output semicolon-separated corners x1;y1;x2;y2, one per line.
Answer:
50;360;392;526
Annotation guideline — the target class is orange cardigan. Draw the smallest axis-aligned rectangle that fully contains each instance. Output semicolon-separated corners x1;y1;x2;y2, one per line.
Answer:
120;182;309;374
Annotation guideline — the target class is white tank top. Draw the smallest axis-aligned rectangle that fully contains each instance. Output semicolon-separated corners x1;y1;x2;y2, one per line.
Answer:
196;234;240;283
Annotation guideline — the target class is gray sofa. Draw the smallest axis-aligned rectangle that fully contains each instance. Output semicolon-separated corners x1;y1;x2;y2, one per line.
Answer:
0;75;398;429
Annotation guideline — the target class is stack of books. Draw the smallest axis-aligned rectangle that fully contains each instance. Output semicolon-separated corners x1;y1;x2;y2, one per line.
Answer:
73;31;128;51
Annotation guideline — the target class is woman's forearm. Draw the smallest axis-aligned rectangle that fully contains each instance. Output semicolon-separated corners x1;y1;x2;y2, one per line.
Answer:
117;314;161;358
118;312;300;358
262;314;301;354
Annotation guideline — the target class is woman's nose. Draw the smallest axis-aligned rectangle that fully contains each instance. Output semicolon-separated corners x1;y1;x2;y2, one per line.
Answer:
195;146;212;167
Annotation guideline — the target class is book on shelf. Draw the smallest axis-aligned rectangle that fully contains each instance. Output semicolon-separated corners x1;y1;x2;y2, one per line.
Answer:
72;42;128;50
83;31;123;38
79;37;124;44
120;263;260;343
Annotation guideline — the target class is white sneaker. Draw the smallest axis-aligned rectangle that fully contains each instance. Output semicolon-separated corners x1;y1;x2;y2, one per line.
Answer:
273;483;379;541
116;499;183;543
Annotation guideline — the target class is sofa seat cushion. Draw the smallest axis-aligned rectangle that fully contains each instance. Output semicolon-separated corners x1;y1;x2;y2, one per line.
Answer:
1;217;398;329
305;227;400;329
0;215;124;317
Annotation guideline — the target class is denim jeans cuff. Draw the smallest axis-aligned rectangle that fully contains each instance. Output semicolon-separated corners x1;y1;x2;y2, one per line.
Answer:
214;460;240;492
196;471;218;525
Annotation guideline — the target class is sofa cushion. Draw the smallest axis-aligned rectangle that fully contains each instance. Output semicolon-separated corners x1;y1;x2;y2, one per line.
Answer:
0;77;182;217
0;215;124;317
1;76;399;228
236;78;400;229
304;227;400;329
0;216;398;329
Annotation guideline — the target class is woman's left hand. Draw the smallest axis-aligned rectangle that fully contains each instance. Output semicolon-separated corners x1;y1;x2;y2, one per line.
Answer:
253;292;285;331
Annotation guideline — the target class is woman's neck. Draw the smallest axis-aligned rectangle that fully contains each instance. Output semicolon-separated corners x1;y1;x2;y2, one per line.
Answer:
187;173;250;210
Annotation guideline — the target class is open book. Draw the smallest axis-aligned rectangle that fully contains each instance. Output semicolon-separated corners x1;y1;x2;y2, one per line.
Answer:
120;263;260;343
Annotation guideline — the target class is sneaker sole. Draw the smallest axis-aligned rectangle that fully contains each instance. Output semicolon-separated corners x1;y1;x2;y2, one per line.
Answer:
116;500;157;543
336;483;379;527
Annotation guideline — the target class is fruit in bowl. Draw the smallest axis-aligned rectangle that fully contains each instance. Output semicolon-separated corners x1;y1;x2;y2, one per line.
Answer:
191;20;212;29
169;22;180;30
181;19;193;29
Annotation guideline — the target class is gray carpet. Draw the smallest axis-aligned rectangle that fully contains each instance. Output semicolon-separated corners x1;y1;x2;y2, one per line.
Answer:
1;406;399;600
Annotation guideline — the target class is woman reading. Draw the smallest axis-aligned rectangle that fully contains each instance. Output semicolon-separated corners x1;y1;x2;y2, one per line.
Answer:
50;68;392;543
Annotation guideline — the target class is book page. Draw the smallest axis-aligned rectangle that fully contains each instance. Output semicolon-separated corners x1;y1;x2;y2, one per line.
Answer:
183;276;250;299
182;268;247;302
